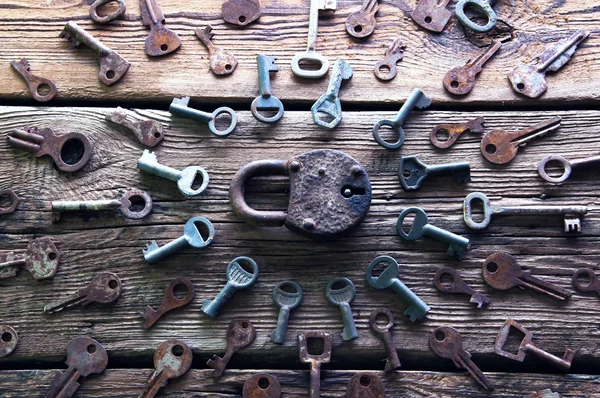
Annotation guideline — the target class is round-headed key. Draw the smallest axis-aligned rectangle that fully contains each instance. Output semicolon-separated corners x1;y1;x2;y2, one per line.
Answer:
346;372;385;397
270;281;303;344
0;325;18;358
326;277;358;341
142;277;195;329
572;268;600;296
43;272;122;313
140;339;193;398
434;267;491;309
119;190;153;219
251;55;284;124
369;308;401;371
443;41;501;96
243;373;282;398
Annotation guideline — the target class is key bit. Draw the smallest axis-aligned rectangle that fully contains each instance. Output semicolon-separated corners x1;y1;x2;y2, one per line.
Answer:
444;40;502;96
311;59;353;129
243;373;282;398
43;272;122;313
398;156;471;191
195;26;238;75
89;0;126;24
207;319;256;378
326;277;358;341
52;190;152;222
345;0;379;38
140;0;181;56
0;325;18;358
0;189;19;215
142;278;195;329
139;339;192;398
434;267;491;308
572;268;600;296
346;372;385;397
298;331;332;398
411;0;451;32
106;107;164;147
369;308;401;372
10;58;57;102
374;37;405;81
0;237;60;280
430;117;485;149
222;0;261;26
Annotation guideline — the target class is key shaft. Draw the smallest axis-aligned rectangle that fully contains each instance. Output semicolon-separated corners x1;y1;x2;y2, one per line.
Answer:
270;281;303;344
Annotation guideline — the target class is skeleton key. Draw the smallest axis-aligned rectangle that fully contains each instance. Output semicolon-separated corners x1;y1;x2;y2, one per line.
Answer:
373;37;405;81
346;372;385;397
222;0;261;26
311;60;353;129
572;268;600;296
480;117;562;164
106;107;164;147
369;308;401;372
10;58;57;102
45;336;108;398
455;0;497;33
538;154;600;184
195;26;238;75
345;0;379;38
43;272;122;313
0;189;19;215
444;41;502;95
169;96;237;137
482;252;572;301
251;55;284;123
411;0;451;32
434;267;491;308
326;277;358;341
140;0;181;56
207;319;256;378
270;281;303;345
398;156;471;191
89;0;126;24
59;21;130;86
141;278;195;329
52;190;152;222
298;331;332;398
243;373;282;398
430;117;485;149
139;339;192;398
430;326;494;390
0;325;18;358
0;237;60;280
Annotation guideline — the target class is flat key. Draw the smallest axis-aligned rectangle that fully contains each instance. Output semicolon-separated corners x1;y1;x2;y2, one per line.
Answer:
373;37;405;81
430;326;494;390
0;325;18;358
243;373;282;398
369;308;401;371
482;252;572;301
140;0;181;56
311;60;353;129
207;319;256;378
345;0;379;38
430;117;485;149
139;339;192;398
106;107;164;147
0;189;19;215
89;0;126;24
455;0;497;33
325;277;358;341
538;154;600;184
0;237;60;280
346;372;385;397
412;0;451;32
434;267;491;308
366;255;430;321
222;0;261;26
397;207;470;259
169;96;237;137
141;277;195;329
43;272;122;313
398;156;471;191
10;58;57;102
52;190;152;222
298;331;332;398
270;281;303;345
444;40;501;95
195;26;238;75
572;268;600;296
251;55;284;123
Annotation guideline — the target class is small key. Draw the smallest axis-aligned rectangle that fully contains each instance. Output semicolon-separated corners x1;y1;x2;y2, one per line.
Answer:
0;237;60;280
140;0;181;56
270;281;303;345
0;325;18;358
572;268;600;296
207;319;256;378
298;331;332;398
411;0;451;32
434;267;491;308
326;277;358;341
222;0;261;26
251;55;284;123
482;252;572;301
141;277;195;329
398;156;470;191
345;0;379;38
139;339;192;398
455;0;497;33
430;117;485;149
494;319;575;371
0;189;19;215
89;0;126;24
430;326;494;390
138;150;210;197
372;88;432;150
243;373;282;398
463;192;588;232
509;31;589;98
369;308;401;371
202;257;259;317
43;272;122;313
444;41;502;96
45;336;108;398
52;189;152;222
59;21;130;85
366;255;430;321
538;153;600;184
169;96;237;137
373;37;405;81
8;126;92;173
346;372;385;397
10;58;57;102
195;26;238;75
311;60;353;129
397;207;470;259
106;107;164;147
143;216;215;264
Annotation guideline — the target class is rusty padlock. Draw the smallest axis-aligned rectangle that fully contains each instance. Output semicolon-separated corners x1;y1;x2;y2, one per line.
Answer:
229;149;371;240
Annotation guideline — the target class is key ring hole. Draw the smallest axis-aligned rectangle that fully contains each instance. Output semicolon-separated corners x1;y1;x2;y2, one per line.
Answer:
193;220;212;242
174;282;189;300
87;344;97;354
434;330;446;342
1;332;12;343
258;377;270;389
60;138;86;166
48;252;57;260
516;82;525;91
191;170;207;191
359;375;371;386
214;111;232;130
108;279;119;289
543;159;567;179
106;70;116;80
486;262;498;273
463;3;491;27
281;283;298;294
94;0;121;16
297;58;325;72
467;197;485;223
154;131;161;138
306;338;325;356
485;143;497;154
378;64;391;76
238;15;246;23
374;123;401;146
576;271;592;288
37;83;51;97
316;110;336;125
241;321;249;329
435;128;450;142
172;344;184;357
127;195;147;213
0;193;15;209
450;81;459;88
439;272;455;287
424;16;432;24
370;261;392;279
400;211;417;236
354;25;363;33
160;44;168;52
375;312;391;328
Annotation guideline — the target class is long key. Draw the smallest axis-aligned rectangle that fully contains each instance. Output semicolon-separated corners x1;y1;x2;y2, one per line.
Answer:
538;153;600;184
429;326;494;390
141;278;195;329
430;117;485;149
509;31;589;98
411;0;451;32
222;0;261;26
482;252;572;301
251;55;284;123
480;116;561;164
52;190;152;222
373;37;405;81
169;96;237;137
140;0;181;56
298;331;332;398
572;268;600;296
207;319;256;378
463;192;588;232
325;277;358;341
398;156;470;191
434;267;491;308
143;216;214;264
311;60;353;129
366;255;430;321
43;272;122;313
455;0;497;33
0;189;19;215
397;207;470;259
202;257;259;317
10;58;57;102
270;281;303;345
369;308;401;371
195;26;238;75
345;0;379;38
45;336;108;398
444;41;501;96
106;107;164;147
0;325;18;358
243;373;282;398
346;372;385;397
0;237;60;280
139;339;192;398
59;21;130;85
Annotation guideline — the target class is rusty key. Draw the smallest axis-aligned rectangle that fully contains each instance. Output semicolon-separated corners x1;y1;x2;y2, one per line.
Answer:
142;278;195;329
222;0;261;26
299;331;332;398
0;237;60;280
0;189;19;215
243;373;282;398
430;117;485;149
140;0;181;56
44;272;122;313
572;268;600;296
434;267;491;308
10;58;57;102
346;373;385;398
374;37;405;81
0;325;18;358
411;0;451;32
195;26;238;75
106;107;164;147
139;339;192;398
345;0;379;38
444;41;502;96
369;308;401;372
207;319;256;378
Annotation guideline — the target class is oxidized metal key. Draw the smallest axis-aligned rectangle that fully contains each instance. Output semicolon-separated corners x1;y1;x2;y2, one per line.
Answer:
312;60;353;129
44;272;122;313
0;189;19;215
270;281;303;345
0;325;18;358
538;154;600;184
59;21;130;85
169;96;237;137
52;190;152;222
495;319;575;371
106;107;164;147
434;267;491;308
222;0;261;26
430;326;494;390
369;308;401;371
243;373;281;398
326;277;358;341
298;331;332;398
430;117;485;149
345;0;379;38
140;0;181;56
207;319;256;378
139;339;192;398
444;41;501;96
45;336;108;398
572;268;600;296
411;0;451;32
373;37;405;81
142;277;195;328
89;0;126;24
455;0;497;33
195;26;238;75
10;58;57;102
0;237;60;280
398;156;470;191
251;55;284;123
346;372;385;397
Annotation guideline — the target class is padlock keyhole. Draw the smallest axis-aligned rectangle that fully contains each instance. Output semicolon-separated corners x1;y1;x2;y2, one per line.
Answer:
341;185;366;198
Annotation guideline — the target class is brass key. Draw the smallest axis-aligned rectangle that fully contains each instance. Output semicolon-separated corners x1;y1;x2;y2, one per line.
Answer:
140;0;181;56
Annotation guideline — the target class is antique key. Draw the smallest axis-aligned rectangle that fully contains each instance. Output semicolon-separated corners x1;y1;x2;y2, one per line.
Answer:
345;0;379;38
243;373;281;398
366;255;430;321
509;31;589;98
202;257;259;318
0;237;60;280
430;326;494;390
346;373;385;397
44;272;122;313
251;55;284;123
140;0;181;56
169;96;237;137
140;339;192;398
430;117;485;149
222;0;261;26
142;277;195;329
326;277;358;341
89;0;126;24
0;189;19;215
538;154;600;184
482;252;572;301
572;269;600;296
397;207;470;259
434;267;491;308
52;190;152;222
207;319;256;378
455;0;497;33
312;60;353;129
143;216;215;264
195;26;238;75
106;107;164;147
411;0;451;32
398;156;471;191
373;37;405;81
11;58;57;102
0;325;18;358
138;150;210;197
59;21;130;85
443;41;502;96
298;331;332;398
369;308;401;372
45;336;108;398
270;281;303;345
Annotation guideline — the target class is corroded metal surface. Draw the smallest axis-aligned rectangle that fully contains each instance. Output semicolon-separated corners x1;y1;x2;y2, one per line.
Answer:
298;331;332;398
142;278;195;329
243;373;282;398
195;26;238;75
373;38;404;81
346;372;385;397
139;339;192;398
571;268;600;295
43;272;122;313
434;267;491;308
10;58;57;102
106;107;164;147
411;0;451;33
345;0;379;38
368;308;401;372
222;0;261;26
443;41;501;96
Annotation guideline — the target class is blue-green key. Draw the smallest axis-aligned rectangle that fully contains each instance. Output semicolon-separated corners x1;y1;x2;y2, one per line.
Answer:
325;277;358;341
269;281;303;345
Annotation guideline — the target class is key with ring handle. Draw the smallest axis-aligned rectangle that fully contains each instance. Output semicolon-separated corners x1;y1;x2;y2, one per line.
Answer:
139;339;192;398
538;154;600;184
369;308;401;371
169;96;237;137
89;0;126;24
298;331;332;398
434;267;491;308
222;0;261;26
43;272;122;313
0;189;19;215
243;373;281;398
0;237;60;280
455;0;497;33
411;0;451;32
373;37;405;81
345;0;379;38
311;60;353;129
572;269;600;296
0;325;18;358
52;190;152;222
195;26;238;75
326;277;358;341
430;117;485;149
346;372;385;397
142;277;195;329
398;156;470;191
207;319;256;378
270;281;303;345
443;41;502;96
251;55;284;124
106;107;164;147
140;0;181;56
10;58;57;102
